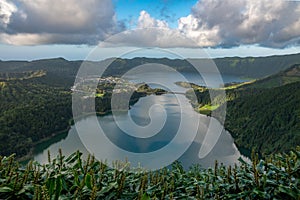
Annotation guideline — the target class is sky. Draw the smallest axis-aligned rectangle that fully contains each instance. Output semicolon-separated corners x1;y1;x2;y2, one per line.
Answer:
0;0;300;61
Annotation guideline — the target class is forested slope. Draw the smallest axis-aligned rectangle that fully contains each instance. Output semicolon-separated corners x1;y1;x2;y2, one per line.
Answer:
0;78;72;157
225;82;300;155
188;64;300;155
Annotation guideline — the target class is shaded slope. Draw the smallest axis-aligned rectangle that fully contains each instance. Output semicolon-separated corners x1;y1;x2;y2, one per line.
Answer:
244;64;300;88
225;81;300;155
187;64;300;155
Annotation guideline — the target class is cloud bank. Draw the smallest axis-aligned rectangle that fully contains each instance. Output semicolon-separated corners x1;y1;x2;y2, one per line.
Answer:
0;0;121;45
0;0;300;48
179;0;300;48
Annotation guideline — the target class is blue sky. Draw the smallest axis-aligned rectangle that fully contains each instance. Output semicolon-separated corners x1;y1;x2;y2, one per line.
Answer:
114;0;196;28
0;0;300;60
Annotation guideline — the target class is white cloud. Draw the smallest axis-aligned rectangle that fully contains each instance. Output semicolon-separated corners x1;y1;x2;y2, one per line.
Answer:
100;11;197;48
178;14;221;47
137;10;168;29
1;0;300;48
1;0;121;45
0;0;17;28
103;0;300;48
100;28;197;48
178;0;300;48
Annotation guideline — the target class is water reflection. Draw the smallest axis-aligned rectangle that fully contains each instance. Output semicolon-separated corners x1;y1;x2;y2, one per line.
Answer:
34;94;248;169
33;72;249;169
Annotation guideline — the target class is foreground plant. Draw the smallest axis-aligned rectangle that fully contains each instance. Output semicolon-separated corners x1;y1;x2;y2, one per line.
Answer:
0;147;299;199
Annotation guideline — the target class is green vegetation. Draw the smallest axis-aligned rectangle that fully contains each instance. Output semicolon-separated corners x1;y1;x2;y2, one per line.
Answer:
0;55;299;160
222;80;256;90
0;55;299;198
102;53;300;79
244;64;300;88
186;65;300;155
225;82;300;156
0;79;72;159
174;81;206;91
0;70;46;81
0;148;299;199
198;104;220;115
0;73;166;159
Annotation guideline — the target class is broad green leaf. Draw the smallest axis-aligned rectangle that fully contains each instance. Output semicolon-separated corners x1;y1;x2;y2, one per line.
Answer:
141;193;151;200
85;173;92;190
55;176;63;199
97;182;118;196
0;186;13;193
46;178;55;196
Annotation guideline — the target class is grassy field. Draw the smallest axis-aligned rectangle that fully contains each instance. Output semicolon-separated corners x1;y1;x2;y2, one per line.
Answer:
198;104;220;115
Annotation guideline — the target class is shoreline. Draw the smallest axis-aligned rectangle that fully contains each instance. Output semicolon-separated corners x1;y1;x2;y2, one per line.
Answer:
18;91;253;163
17;93;154;162
17;110;116;162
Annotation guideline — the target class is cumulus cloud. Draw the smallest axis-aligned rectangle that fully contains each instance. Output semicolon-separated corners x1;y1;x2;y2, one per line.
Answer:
178;0;300;48
137;10;168;29
0;0;17;28
104;0;300;48
100;28;197;48
0;0;121;45
100;10;197;48
1;0;300;48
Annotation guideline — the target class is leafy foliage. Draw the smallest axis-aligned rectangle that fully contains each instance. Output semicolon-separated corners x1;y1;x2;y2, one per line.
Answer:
0;148;299;199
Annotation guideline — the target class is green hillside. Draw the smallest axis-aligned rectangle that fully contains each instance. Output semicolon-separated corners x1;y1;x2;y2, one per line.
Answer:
187;64;300;155
244;64;300;88
1;53;300;82
0;58;80;88
214;53;300;78
225;82;300;155
0;75;166;158
0;80;72;158
102;53;300;78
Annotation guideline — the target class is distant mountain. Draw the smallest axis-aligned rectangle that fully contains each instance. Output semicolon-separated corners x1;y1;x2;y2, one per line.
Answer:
214;53;300;78
244;64;300;88
0;58;81;88
101;54;300;78
0;53;300;86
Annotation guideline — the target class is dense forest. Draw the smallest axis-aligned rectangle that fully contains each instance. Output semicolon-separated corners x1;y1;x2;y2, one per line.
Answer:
0;77;72;158
226;82;300;155
187;65;300;155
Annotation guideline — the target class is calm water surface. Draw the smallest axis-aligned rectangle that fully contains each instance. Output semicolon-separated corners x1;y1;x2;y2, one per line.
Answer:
33;71;249;168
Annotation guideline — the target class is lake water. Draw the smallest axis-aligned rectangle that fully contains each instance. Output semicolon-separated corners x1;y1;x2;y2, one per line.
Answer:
33;71;249;169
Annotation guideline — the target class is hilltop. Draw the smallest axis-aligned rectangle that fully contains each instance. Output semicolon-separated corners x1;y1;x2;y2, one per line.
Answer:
1;52;300;82
244;64;300;88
